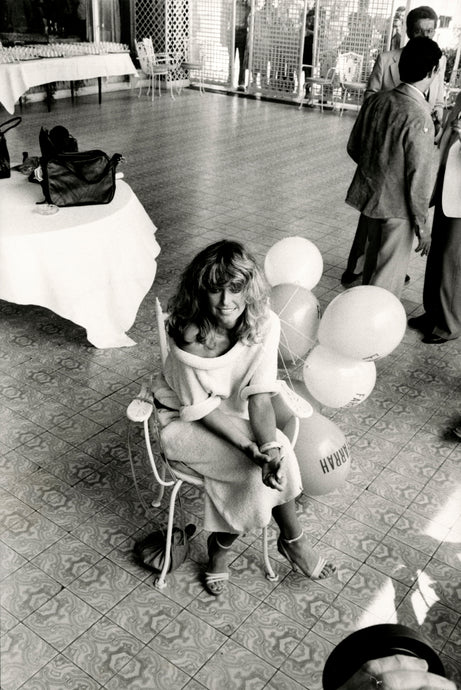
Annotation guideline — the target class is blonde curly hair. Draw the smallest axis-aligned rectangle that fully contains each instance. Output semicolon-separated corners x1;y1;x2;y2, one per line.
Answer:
167;240;270;348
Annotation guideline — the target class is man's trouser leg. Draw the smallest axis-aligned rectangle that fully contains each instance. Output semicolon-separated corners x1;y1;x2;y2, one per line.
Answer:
362;216;413;298
345;214;368;274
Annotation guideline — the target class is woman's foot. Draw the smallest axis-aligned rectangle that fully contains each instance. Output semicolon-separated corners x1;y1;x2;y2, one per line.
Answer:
277;531;336;580
203;533;233;596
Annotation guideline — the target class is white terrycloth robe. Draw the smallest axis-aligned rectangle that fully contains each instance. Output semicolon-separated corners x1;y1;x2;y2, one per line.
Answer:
158;310;302;534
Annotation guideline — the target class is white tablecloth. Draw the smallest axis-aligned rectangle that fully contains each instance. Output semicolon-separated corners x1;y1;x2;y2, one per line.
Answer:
0;53;138;114
0;173;160;348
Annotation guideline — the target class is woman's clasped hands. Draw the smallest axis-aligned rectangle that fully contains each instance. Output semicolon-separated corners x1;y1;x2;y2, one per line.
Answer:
244;442;286;491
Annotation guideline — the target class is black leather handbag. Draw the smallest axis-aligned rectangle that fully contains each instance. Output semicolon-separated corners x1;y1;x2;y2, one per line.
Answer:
0;117;22;179
41;150;123;207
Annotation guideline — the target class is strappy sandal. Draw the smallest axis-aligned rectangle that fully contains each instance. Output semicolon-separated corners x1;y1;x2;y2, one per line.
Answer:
204;534;232;596
277;530;335;580
127;383;154;422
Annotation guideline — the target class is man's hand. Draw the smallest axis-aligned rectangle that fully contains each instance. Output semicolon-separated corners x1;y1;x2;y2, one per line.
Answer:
415;235;431;256
338;654;456;690
414;225;431;256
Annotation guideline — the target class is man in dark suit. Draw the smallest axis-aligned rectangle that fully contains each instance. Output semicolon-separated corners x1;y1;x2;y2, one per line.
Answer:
345;37;442;298
342;6;445;287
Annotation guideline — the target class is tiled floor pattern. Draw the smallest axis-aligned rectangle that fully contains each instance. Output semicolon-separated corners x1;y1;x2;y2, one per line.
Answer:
0;89;460;689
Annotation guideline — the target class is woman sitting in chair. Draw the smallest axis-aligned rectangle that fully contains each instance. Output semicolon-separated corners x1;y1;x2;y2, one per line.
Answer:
158;240;335;595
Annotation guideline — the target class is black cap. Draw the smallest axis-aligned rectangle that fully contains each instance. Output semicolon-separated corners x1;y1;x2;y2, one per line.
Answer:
322;624;445;690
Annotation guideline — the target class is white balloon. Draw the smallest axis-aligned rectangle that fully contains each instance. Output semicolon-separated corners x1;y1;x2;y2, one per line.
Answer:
295;410;351;495
303;345;376;408
270;284;321;366
318;286;406;361
264;236;323;290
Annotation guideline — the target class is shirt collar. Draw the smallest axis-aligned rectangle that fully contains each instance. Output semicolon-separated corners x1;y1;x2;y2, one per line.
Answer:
404;82;427;100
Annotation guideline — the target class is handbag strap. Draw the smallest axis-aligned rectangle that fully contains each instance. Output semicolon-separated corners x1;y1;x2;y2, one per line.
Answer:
0;117;22;136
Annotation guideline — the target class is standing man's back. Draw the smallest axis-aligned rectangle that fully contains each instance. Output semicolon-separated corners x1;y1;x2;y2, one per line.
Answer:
341;5;445;288
345;37;442;298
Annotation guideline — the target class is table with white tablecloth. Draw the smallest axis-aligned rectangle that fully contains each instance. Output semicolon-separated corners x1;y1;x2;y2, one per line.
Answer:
0;53;138;114
0;173;160;348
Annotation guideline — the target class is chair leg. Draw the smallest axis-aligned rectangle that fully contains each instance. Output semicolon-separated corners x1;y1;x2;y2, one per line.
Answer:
319;85;324;113
168;74;175;100
262;526;279;581
151;463;166;507
341;88;347;116
155;479;183;589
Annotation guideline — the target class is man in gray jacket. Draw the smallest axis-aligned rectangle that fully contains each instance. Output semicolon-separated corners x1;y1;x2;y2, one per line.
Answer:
345;37;441;298
342;6;445;286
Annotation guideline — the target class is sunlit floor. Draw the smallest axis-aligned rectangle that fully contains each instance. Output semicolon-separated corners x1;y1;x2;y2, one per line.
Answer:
0;87;460;690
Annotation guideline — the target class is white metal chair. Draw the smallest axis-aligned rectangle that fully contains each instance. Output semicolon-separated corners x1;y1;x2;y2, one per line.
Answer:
135;39;176;102
299;65;337;112
127;297;310;589
336;52;366;115
180;44;206;94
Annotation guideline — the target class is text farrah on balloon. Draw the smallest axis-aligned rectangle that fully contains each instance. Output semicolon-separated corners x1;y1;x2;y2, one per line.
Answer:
264;236;323;291
270;284;321;367
318;286;406;361
294;411;351;495
303;345;376;408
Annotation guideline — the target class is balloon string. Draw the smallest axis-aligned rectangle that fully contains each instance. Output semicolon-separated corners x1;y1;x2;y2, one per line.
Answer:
278;317;315;341
276;288;301;317
278;332;306;368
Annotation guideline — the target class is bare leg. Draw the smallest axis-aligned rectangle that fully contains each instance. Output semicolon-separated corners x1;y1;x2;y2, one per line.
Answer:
203;531;239;596
207;531;238;574
273;501;336;579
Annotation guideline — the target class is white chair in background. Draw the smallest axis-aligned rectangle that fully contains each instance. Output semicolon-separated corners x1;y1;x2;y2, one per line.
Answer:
299;64;337;112
135;38;175;102
180;44;206;94
336;52;366;115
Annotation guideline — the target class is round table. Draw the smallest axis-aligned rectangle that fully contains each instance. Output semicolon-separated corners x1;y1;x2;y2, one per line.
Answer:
0;173;160;348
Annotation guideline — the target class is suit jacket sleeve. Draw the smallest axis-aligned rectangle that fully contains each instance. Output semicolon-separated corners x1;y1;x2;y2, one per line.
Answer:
365;53;383;100
404;121;434;228
433;55;446;108
346;104;366;163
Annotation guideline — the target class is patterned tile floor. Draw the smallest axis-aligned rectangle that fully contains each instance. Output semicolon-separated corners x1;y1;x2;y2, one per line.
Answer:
0;88;460;689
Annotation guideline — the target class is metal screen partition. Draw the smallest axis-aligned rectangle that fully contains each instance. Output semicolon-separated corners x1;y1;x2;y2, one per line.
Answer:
248;0;307;100
314;0;393;82
133;0;394;97
135;0;165;48
190;0;234;85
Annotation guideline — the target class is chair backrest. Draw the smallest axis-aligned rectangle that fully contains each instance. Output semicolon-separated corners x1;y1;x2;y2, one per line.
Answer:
337;52;364;84
142;36;154;53
155;298;170;369
135;40;152;74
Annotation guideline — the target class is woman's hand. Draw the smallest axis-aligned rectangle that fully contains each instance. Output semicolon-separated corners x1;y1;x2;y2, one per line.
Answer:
261;449;285;491
337;654;456;690
243;443;285;491
244;441;270;466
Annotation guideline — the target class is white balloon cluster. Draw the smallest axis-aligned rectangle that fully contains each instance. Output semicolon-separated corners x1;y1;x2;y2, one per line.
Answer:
265;236;407;496
265;236;407;410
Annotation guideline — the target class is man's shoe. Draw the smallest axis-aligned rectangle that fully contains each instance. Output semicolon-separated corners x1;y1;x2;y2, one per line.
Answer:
407;314;431;332
404;275;410;285
421;334;448;344
341;269;362;285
